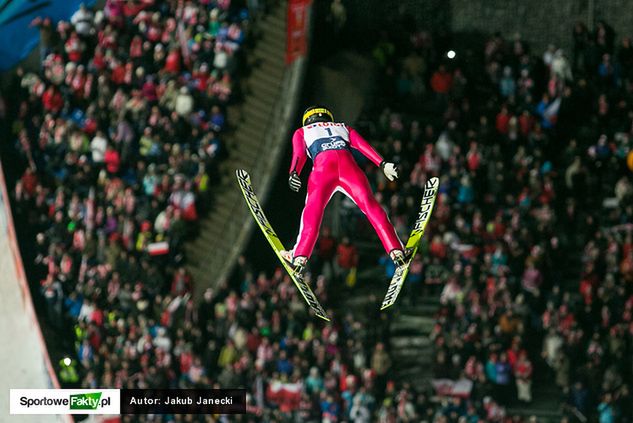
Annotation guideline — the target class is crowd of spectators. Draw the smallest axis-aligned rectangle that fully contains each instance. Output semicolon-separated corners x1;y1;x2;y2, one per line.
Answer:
2;0;255;420
2;1;422;423
340;14;633;423
1;1;632;422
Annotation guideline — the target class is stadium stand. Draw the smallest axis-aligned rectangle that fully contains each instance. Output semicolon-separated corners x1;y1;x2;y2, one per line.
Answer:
6;0;248;410
334;15;632;423
1;1;632;422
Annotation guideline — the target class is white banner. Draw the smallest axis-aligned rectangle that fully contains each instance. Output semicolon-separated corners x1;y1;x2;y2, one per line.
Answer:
431;379;473;398
10;389;120;415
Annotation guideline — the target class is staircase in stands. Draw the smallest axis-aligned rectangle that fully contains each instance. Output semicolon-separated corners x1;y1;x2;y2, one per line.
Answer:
185;2;287;291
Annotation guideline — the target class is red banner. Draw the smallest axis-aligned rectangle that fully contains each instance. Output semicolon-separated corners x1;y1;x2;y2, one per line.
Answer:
286;0;311;64
266;380;302;411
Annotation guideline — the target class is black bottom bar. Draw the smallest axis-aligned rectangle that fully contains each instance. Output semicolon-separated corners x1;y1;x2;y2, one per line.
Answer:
120;389;246;414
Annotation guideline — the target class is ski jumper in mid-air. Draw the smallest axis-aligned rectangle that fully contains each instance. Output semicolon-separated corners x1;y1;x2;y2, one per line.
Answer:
281;106;407;275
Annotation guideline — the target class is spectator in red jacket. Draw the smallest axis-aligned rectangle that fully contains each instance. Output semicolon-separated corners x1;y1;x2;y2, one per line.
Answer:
518;110;535;137
20;167;38;197
65;31;84;63
336;236;358;269
110;59;126;85
430;65;453;94
336;236;358;281
495;105;511;134
164;47;181;74
171;267;192;296
316;226;337;278
103;144;120;174
42;85;63;113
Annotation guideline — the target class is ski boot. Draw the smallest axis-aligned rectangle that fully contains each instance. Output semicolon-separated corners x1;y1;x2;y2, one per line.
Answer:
390;248;413;268
280;250;308;276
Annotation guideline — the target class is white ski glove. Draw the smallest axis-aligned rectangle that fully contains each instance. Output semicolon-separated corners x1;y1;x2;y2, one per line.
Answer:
380;161;399;182
289;171;302;192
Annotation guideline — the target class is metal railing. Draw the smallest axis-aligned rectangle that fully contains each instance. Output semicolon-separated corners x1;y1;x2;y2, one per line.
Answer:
195;0;313;288
205;55;309;286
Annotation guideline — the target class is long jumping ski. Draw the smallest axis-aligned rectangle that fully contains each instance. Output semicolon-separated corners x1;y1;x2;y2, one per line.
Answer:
380;177;439;310
236;169;330;321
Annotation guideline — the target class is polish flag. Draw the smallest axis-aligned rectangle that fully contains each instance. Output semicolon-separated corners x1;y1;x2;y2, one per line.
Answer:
147;241;169;256
266;380;302;411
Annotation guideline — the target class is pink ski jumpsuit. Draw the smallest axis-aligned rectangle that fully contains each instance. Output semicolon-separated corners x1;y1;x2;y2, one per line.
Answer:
289;121;402;258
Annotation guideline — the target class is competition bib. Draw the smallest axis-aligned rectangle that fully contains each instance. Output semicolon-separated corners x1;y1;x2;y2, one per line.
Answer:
302;122;350;158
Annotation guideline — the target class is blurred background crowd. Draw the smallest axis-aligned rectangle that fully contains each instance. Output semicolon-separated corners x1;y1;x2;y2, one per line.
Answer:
345;15;633;423
0;0;631;422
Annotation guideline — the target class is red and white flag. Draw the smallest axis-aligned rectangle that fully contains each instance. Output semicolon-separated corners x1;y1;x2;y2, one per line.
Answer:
147;241;169;256
266;381;302;411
